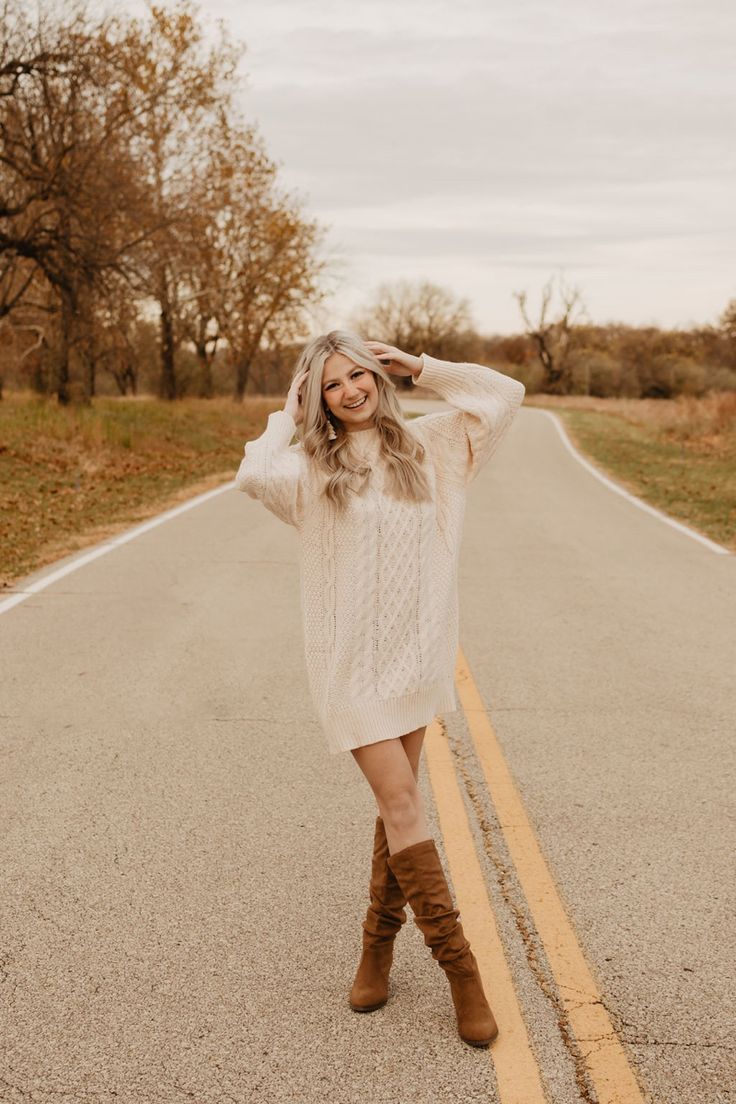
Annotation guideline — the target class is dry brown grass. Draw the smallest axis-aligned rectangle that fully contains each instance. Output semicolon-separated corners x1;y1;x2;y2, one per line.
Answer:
0;391;283;588
525;391;736;452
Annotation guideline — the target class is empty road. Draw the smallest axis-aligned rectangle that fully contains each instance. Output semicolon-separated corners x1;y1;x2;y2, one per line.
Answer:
1;398;733;1103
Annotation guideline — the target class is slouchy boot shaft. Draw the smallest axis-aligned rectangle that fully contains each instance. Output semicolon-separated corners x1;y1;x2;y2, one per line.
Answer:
349;816;408;1011
387;837;498;1046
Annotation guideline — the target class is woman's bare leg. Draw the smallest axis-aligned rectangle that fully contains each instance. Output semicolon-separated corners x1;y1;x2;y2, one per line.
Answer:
350;726;430;854
400;725;426;781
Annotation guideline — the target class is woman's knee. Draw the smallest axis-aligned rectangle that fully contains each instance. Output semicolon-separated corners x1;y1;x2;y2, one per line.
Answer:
379;785;423;832
350;736;423;825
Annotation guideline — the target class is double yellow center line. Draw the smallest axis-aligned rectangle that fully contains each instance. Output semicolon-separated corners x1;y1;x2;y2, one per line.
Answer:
424;647;647;1104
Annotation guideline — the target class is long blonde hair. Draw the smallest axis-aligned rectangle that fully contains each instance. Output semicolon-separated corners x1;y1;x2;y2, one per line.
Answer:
292;329;433;512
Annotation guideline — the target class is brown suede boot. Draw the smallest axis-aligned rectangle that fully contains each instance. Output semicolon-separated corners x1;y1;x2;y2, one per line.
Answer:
349;815;408;1012
387;837;498;1047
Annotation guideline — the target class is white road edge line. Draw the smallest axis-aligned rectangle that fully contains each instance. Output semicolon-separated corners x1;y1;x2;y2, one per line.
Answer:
0;480;237;616
539;408;731;556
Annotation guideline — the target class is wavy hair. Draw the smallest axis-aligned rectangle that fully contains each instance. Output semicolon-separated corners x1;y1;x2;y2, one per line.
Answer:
291;329;433;513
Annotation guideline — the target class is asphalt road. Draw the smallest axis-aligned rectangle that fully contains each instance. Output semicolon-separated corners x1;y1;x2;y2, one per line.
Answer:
1;398;733;1103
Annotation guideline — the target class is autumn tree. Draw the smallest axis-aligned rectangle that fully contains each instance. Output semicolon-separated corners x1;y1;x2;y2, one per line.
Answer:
0;0;349;403
0;0;326;402
0;2;169;402
224;202;328;401
194;122;328;400
117;3;243;399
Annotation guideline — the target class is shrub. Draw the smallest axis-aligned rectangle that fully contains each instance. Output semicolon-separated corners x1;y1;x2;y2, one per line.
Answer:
568;349;628;397
640;354;707;399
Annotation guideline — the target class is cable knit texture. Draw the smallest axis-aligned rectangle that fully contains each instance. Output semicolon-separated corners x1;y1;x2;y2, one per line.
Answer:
234;353;525;754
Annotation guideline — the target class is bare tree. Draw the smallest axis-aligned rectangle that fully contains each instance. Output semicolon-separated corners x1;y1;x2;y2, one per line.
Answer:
351;279;477;364
513;273;587;393
718;298;736;369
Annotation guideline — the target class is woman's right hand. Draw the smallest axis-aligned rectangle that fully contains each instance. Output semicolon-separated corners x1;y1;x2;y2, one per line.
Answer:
284;369;310;427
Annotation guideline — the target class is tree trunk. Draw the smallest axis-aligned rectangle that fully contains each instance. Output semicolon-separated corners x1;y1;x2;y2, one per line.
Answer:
195;343;213;398
233;357;250;400
83;347;96;400
31;357;45;394
56;294;72;405
128;362;138;395
159;301;177;400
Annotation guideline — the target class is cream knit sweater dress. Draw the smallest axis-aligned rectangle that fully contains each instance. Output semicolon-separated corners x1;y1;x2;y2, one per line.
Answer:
235;353;525;755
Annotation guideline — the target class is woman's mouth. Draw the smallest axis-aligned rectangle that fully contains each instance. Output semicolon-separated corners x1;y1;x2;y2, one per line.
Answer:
344;395;368;410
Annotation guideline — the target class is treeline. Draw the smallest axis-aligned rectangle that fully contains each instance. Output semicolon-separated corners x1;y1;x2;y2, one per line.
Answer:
2;0;735;405
503;276;736;398
0;0;327;403
487;321;736;399
353;278;736;400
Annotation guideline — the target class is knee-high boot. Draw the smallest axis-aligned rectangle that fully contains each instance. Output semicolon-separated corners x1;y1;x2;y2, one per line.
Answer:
349;815;408;1012
387;837;498;1047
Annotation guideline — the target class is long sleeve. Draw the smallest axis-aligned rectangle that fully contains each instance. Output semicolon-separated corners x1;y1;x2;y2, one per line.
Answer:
234;409;307;529
409;353;525;485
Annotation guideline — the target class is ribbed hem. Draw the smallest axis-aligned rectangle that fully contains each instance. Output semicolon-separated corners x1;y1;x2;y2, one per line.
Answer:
322;679;458;755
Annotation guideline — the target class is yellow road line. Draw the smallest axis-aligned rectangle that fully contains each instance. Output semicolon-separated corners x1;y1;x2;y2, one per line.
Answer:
424;718;548;1104
455;648;647;1104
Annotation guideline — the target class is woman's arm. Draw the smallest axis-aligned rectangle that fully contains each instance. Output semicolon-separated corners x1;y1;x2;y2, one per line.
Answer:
363;340;525;486
408;353;526;485
234;409;306;529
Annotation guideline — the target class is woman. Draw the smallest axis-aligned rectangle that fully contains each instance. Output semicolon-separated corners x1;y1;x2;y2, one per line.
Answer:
235;330;525;1048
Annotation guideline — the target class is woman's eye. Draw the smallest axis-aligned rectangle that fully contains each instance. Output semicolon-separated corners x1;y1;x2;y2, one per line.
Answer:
327;371;362;391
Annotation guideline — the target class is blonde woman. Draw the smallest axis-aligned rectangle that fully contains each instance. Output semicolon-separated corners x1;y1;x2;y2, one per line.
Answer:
235;330;525;1047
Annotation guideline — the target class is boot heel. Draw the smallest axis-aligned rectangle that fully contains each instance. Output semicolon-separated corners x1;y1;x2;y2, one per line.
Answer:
349;937;394;1012
445;948;499;1046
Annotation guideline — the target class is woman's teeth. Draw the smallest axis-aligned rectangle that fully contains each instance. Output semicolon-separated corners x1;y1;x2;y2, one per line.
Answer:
344;395;367;409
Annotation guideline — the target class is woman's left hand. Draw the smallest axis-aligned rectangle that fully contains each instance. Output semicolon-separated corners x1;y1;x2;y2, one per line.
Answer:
364;340;422;379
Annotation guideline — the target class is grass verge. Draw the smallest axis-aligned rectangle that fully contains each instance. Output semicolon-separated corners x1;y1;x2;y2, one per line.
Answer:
525;393;735;552
1;392;283;589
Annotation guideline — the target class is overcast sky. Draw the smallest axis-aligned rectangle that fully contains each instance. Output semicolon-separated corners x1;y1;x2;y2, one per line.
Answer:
129;0;736;335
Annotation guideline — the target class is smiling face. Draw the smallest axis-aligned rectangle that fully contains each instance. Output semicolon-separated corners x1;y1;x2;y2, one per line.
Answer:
321;351;379;431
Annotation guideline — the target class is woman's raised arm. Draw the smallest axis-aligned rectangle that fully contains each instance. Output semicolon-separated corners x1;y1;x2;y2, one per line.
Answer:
235;409;307;529
408;353;526;485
